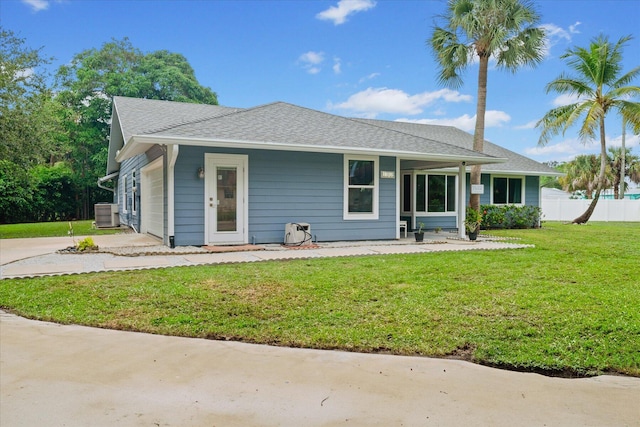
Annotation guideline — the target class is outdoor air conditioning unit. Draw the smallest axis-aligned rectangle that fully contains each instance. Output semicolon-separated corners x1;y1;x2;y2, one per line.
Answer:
95;203;119;228
284;222;312;246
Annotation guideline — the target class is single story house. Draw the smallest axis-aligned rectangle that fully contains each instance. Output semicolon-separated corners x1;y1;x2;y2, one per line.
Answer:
101;96;559;247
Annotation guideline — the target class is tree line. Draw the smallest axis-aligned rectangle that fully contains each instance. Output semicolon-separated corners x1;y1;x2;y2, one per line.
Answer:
542;148;640;198
0;28;218;224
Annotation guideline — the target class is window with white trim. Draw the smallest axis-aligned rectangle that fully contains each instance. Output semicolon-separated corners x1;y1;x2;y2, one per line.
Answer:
121;174;128;214
132;170;137;215
415;174;456;213
344;155;378;220
493;177;523;204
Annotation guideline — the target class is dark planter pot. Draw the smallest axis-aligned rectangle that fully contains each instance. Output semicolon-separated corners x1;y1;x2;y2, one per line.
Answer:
415;232;424;242
468;230;478;241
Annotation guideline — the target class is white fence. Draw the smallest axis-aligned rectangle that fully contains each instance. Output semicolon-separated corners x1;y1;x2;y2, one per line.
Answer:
541;198;640;222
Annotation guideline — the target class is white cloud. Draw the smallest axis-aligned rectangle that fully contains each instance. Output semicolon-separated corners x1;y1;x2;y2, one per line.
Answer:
515;120;538;130
608;133;639;150
524;136;599;162
299;51;324;65
316;0;376;25
22;0;49;11
397;110;511;132
298;51;325;74
333;57;342;74
330;87;472;118
552;93;585;107
569;21;582;34
540;22;580;57
358;72;380;84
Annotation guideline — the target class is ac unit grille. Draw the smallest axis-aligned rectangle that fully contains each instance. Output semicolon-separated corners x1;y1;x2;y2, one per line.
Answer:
95;204;119;228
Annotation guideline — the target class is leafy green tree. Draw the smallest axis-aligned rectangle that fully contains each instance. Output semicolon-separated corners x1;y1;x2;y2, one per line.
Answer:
540;161;564;189
608;147;640;199
428;0;545;212
55;38;219;219
0;28;65;167
537;35;640;223
30;162;77;222
0;160;35;223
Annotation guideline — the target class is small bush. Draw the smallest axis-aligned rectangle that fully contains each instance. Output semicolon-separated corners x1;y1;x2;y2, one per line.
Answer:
481;205;541;229
76;237;98;252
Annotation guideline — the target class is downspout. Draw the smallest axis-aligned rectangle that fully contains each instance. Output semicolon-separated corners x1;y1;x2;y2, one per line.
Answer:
167;145;179;248
458;162;467;239
97;171;119;193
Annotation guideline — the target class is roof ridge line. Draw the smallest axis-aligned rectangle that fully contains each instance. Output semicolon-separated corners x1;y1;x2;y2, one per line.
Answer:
347;117;501;160
145;101;291;135
144;107;244;135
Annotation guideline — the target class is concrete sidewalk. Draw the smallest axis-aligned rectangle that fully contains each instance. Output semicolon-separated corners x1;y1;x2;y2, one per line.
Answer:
1;311;639;426
1;233;532;279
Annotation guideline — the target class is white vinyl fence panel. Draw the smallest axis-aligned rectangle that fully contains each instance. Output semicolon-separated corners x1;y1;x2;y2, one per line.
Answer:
541;198;640;222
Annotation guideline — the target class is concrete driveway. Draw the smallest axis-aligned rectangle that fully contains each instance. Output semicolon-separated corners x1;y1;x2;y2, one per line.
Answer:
1;311;639;426
0;234;160;265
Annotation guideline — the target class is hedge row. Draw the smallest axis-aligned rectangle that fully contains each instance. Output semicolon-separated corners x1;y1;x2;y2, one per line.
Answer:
480;204;542;229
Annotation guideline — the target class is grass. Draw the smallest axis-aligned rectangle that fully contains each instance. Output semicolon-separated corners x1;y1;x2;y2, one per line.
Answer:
0;220;123;239
0;222;638;377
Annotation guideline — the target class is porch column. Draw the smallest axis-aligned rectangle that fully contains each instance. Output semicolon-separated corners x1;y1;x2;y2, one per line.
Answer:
167;145;179;247
458;162;466;239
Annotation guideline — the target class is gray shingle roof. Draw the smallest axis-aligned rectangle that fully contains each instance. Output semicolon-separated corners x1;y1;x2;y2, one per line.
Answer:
111;97;557;176
355;119;559;175
146;101;500;161
113;96;241;142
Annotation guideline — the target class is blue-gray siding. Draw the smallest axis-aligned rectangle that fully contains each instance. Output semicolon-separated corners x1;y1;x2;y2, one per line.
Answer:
174;146;397;246
117;146;164;240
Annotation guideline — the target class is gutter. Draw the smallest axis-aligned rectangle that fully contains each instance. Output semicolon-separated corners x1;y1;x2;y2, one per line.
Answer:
97;171;119;193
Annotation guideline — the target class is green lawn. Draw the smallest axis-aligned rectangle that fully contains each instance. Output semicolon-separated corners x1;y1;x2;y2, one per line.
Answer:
1;222;638;377
0;220;123;239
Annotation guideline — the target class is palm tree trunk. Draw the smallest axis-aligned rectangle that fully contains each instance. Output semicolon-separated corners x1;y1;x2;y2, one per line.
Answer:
620;121;626;199
573;117;607;224
469;55;489;212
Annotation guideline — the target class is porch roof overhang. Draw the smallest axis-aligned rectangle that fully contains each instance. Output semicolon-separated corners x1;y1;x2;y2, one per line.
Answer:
115;134;507;168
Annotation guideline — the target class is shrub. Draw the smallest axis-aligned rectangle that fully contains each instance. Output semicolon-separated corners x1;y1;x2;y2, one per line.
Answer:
76;237;98;252
480;205;541;229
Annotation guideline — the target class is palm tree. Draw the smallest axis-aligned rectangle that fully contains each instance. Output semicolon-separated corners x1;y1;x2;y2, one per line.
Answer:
428;0;545;212
608;147;640;199
537;35;640;223
559;154;610;199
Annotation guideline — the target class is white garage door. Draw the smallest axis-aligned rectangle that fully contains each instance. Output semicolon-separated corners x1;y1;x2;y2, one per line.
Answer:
142;160;164;238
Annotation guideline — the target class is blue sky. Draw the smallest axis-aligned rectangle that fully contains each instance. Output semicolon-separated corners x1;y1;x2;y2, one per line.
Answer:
4;0;640;164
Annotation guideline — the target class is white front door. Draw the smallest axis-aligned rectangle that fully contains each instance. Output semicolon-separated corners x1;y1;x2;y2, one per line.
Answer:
205;154;248;245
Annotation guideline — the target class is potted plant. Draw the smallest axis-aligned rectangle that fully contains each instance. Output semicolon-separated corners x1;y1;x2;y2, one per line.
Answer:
465;207;482;241
414;222;425;242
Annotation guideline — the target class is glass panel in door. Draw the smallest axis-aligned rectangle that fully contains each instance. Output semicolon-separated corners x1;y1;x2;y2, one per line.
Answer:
216;166;237;232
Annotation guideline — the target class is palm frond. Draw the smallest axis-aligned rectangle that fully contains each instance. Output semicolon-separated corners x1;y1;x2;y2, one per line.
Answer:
612;65;640;89
545;75;594;97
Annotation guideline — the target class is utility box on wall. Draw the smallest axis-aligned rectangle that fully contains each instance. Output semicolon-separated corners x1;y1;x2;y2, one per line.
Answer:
284;222;312;246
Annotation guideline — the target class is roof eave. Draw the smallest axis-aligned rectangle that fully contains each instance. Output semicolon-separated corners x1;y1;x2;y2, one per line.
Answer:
481;168;565;177
115;134;507;166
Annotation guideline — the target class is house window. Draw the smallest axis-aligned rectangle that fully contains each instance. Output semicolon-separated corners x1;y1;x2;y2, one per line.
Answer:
402;174;411;212
416;174;456;213
121;174;128;214
493;177;523;204
132;170;137;215
344;155;379;220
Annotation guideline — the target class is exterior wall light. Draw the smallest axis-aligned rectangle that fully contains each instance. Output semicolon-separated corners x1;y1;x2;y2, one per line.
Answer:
198;167;205;179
